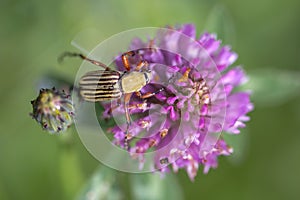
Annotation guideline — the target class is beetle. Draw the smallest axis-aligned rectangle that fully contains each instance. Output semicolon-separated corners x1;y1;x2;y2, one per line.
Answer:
59;51;163;150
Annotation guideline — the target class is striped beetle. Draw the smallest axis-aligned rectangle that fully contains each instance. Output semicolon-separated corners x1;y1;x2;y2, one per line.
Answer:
60;51;163;150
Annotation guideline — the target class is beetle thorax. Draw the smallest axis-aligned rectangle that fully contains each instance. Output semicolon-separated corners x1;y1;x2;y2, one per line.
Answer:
120;71;150;93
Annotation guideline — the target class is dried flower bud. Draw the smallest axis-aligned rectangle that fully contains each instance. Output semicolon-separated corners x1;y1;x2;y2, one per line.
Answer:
30;87;75;133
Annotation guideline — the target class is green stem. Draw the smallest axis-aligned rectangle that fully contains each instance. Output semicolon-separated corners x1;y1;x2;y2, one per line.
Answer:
58;131;84;200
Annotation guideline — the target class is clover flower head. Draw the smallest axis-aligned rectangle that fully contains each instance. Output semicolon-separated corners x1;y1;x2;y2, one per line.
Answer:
103;24;253;180
30;87;75;133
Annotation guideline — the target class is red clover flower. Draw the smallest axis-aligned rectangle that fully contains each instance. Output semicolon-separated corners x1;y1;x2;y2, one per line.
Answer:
102;24;253;180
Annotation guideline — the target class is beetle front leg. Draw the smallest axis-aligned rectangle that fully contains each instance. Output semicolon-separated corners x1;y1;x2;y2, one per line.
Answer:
122;51;136;71
135;88;164;99
123;93;133;151
135;60;148;71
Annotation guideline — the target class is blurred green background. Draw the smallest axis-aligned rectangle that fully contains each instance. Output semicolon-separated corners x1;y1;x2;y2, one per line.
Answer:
1;0;300;199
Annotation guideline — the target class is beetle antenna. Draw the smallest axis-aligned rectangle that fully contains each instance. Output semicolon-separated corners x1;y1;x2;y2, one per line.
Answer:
58;52;111;70
58;52;83;63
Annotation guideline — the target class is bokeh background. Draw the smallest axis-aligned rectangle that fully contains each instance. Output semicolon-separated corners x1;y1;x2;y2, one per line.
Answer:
1;0;300;199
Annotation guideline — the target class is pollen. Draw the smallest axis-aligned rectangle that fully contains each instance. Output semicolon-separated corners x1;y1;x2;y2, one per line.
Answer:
160;128;169;138
178;68;191;83
139;120;150;128
149;139;157;147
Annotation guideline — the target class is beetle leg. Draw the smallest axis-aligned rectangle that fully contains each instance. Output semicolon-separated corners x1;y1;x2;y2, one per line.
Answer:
58;52;111;71
123;93;133;150
128;101;147;110
135;60;148;71
122;51;135;71
135;88;164;99
107;99;121;115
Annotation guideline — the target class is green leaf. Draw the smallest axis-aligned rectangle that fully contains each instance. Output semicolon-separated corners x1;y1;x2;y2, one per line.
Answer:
242;69;300;107
76;166;123;200
130;173;183;200
204;4;236;45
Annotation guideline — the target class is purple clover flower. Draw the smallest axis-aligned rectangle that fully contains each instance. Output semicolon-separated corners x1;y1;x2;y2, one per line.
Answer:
103;24;253;180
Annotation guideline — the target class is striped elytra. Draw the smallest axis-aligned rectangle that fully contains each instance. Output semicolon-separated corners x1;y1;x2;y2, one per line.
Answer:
79;70;122;102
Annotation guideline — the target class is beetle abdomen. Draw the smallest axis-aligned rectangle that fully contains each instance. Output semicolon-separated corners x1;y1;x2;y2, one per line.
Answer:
79;70;122;102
